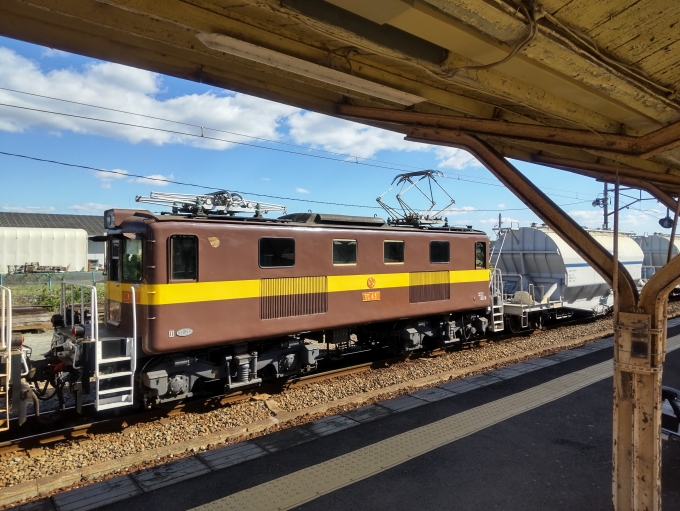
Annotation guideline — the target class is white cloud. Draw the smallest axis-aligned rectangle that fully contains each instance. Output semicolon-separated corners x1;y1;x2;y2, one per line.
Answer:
41;48;69;58
135;174;173;186
2;204;55;213
0;45;499;171
94;169;128;188
498;203;505;208
0;47;296;149
261;177;271;181
620;209;663;229
296;187;311;194
287;111;430;158
68;202;113;213
568;209;604;227
435;147;481;170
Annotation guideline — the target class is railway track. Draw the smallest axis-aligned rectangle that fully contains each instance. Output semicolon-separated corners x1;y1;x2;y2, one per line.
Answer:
0;315;607;456
0;354;406;455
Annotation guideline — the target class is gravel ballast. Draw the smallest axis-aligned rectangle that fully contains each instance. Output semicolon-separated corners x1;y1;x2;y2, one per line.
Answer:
3;304;680;490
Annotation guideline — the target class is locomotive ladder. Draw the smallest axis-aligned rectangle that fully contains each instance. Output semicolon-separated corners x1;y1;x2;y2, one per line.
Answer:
0;285;12;431
95;286;136;411
489;268;505;333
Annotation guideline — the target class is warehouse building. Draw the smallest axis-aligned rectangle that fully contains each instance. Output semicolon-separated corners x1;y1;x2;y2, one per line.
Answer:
0;213;105;273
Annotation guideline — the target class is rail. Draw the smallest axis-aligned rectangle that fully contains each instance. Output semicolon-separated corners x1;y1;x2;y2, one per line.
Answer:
0;309;648;454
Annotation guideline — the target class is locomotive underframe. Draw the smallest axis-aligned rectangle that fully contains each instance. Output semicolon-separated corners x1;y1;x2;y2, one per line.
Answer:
36;308;490;408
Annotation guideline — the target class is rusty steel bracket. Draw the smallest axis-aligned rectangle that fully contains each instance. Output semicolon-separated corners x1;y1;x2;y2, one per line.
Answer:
614;313;666;370
613;362;662;374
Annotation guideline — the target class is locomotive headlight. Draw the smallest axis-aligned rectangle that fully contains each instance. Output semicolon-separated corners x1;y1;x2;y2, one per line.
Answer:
104;210;116;229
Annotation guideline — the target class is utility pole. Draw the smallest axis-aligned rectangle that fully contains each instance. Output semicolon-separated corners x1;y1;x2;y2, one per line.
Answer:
603;182;609;230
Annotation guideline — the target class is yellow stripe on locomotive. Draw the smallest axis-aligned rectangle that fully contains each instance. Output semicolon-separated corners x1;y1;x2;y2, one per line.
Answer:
106;269;491;306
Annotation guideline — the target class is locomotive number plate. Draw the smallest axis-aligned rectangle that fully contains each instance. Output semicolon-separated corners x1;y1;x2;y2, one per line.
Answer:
362;291;381;302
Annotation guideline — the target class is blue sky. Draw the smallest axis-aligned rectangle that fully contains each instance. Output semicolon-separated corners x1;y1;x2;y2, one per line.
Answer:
0;36;669;237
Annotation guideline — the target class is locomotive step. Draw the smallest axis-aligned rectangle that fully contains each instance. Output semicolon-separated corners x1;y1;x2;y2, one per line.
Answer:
97;387;133;396
96;400;134;411
97;371;133;379
99;357;132;363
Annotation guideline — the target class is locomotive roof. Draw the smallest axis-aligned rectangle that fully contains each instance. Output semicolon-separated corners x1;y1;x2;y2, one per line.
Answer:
108;209;486;235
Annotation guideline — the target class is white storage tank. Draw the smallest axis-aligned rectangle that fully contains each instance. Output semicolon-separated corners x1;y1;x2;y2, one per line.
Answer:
0;227;89;272
492;225;643;315
633;233;679;279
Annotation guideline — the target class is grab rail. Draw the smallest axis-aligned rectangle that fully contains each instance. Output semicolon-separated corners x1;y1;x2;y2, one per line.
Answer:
0;285;11;357
60;281;98;342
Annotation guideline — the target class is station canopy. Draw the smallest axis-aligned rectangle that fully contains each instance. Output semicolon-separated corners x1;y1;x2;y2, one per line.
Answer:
1;0;679;196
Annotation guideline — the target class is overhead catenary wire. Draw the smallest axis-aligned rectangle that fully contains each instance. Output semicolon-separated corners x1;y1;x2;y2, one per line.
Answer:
0;87;421;170
0;102;424;172
0;150;378;209
1;101;585;197
0;90;585;198
0;150;591;214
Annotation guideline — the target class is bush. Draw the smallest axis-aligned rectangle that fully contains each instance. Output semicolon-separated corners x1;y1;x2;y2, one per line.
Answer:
37;286;61;311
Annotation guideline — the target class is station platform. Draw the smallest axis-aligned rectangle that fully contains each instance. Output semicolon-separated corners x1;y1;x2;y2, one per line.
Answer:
18;320;680;511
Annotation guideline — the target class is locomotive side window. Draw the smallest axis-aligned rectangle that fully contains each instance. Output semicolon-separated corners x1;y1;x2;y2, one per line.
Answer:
122;239;143;282
475;242;487;269
170;235;198;281
333;239;357;265
109;239;120;281
430;241;450;264
384;240;405;264
259;237;295;268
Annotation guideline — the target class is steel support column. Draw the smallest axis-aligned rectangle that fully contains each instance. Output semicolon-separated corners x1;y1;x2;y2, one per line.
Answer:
401;129;680;511
622;250;680;510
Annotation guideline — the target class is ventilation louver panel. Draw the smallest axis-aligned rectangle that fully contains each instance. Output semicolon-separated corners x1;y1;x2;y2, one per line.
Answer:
260;276;328;319
409;271;450;303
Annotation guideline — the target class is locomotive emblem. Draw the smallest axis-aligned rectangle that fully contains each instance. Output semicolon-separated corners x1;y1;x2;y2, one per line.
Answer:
177;328;194;337
367;276;376;288
208;236;220;248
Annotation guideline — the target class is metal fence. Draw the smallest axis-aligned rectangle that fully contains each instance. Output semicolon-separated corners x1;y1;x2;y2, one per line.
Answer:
0;271;105;288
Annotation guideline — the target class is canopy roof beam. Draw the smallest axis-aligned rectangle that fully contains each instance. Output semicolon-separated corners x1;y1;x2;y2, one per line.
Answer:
337;104;680;158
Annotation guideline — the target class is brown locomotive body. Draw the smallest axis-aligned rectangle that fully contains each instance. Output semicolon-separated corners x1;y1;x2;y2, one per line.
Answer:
105;209;490;354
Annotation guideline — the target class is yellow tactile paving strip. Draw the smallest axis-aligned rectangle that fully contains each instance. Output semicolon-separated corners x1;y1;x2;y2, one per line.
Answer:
193;335;680;511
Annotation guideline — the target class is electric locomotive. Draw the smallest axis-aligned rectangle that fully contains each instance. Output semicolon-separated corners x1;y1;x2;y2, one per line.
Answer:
26;189;491;414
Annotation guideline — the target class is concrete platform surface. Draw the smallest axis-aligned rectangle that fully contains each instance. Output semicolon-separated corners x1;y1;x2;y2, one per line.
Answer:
17;320;680;511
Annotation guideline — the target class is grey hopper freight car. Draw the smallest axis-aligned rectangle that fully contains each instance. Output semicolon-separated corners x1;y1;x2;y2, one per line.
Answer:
492;225;643;330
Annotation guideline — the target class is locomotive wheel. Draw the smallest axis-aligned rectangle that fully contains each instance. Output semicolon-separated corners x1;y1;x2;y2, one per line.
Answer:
508;315;522;334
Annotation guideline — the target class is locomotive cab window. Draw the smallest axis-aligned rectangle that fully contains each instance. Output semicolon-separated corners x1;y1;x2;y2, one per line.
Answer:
108;239;120;281
259;237;295;268
122;239;143;282
475;242;487;269
109;238;143;282
170;235;198;281
430;241;450;264
384;240;405;264
333;239;357;265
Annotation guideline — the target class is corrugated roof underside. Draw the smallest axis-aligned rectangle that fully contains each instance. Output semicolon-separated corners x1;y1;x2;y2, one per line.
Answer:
0;213;103;236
